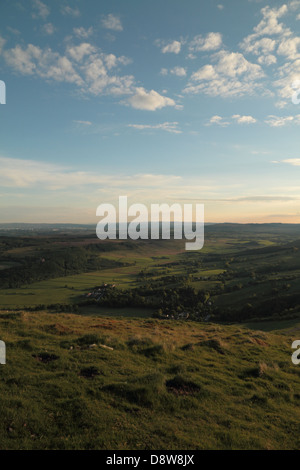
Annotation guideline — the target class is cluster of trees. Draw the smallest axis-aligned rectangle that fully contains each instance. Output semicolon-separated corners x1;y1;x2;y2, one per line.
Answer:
0;247;125;288
215;291;300;322
83;284;212;320
157;286;210;314
25;303;80;313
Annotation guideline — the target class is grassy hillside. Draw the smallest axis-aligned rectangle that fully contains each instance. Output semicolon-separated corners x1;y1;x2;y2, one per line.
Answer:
0;309;300;450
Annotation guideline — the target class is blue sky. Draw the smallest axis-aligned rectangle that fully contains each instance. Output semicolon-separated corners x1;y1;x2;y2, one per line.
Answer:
1;0;300;223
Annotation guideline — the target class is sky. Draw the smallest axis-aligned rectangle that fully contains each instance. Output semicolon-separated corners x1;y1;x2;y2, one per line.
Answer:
1;0;300;224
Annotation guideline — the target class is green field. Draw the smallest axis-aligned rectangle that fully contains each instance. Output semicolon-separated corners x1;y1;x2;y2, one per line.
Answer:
2;226;299;318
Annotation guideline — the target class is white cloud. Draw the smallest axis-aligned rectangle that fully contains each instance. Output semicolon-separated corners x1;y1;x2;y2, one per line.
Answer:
4;44;83;84
208;114;257;126
240;5;291;71
90;75;135;97
0;156;84;189
4;44;40;75
207;115;230;127
265;114;300;126
189;32;222;52
239;4;300;106
253;5;289;36
101;14;123;32
273;57;300;104
0;156;183;191
73;27;93;39
6;27;21;35
161;40;181;54
277;36;300;60
274;100;288;109
282;158;300;166
61;5;81;17
186;53;196;60
104;53;131;69
128;122;181;134
160;66;186;77
73;120;92;126
42;23;55;35
32;0;49;20
257;54;277;65
232;114;257;124
170;66;186;77
289;1;300;11
66;43;96;62
215;50;263;78
2;39;135;99
127;87;176;111
241;37;276;55
191;64;217;81
0;36;6;54
185;50;264;97
160;68;168;76
79;51;133;96
217;5;224;10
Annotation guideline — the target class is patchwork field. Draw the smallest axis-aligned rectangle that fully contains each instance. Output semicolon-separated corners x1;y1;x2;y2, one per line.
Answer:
2;225;300;322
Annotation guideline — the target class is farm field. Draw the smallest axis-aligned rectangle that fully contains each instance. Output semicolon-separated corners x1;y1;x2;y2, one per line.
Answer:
1;223;300;324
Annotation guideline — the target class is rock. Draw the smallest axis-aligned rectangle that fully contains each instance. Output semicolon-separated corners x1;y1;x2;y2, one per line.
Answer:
100;344;114;351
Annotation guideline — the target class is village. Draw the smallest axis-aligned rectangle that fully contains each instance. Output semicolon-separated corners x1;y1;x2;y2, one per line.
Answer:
83;284;116;302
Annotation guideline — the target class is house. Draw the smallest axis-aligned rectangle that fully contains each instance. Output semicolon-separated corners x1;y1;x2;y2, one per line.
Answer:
178;312;189;320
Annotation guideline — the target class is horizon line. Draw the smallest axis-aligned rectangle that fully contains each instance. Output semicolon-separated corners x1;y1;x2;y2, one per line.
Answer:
1;222;300;227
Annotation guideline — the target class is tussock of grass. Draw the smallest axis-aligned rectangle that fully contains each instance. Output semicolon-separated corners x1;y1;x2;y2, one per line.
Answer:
166;375;202;396
76;334;100;347
12;339;33;351
103;373;166;408
241;361;280;379
127;335;174;358
126;335;154;349
142;343;167;358
166;364;186;374
32;352;60;363
249;394;269;405
198;339;227;355
45;323;74;336
181;343;195;351
79;366;101;379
